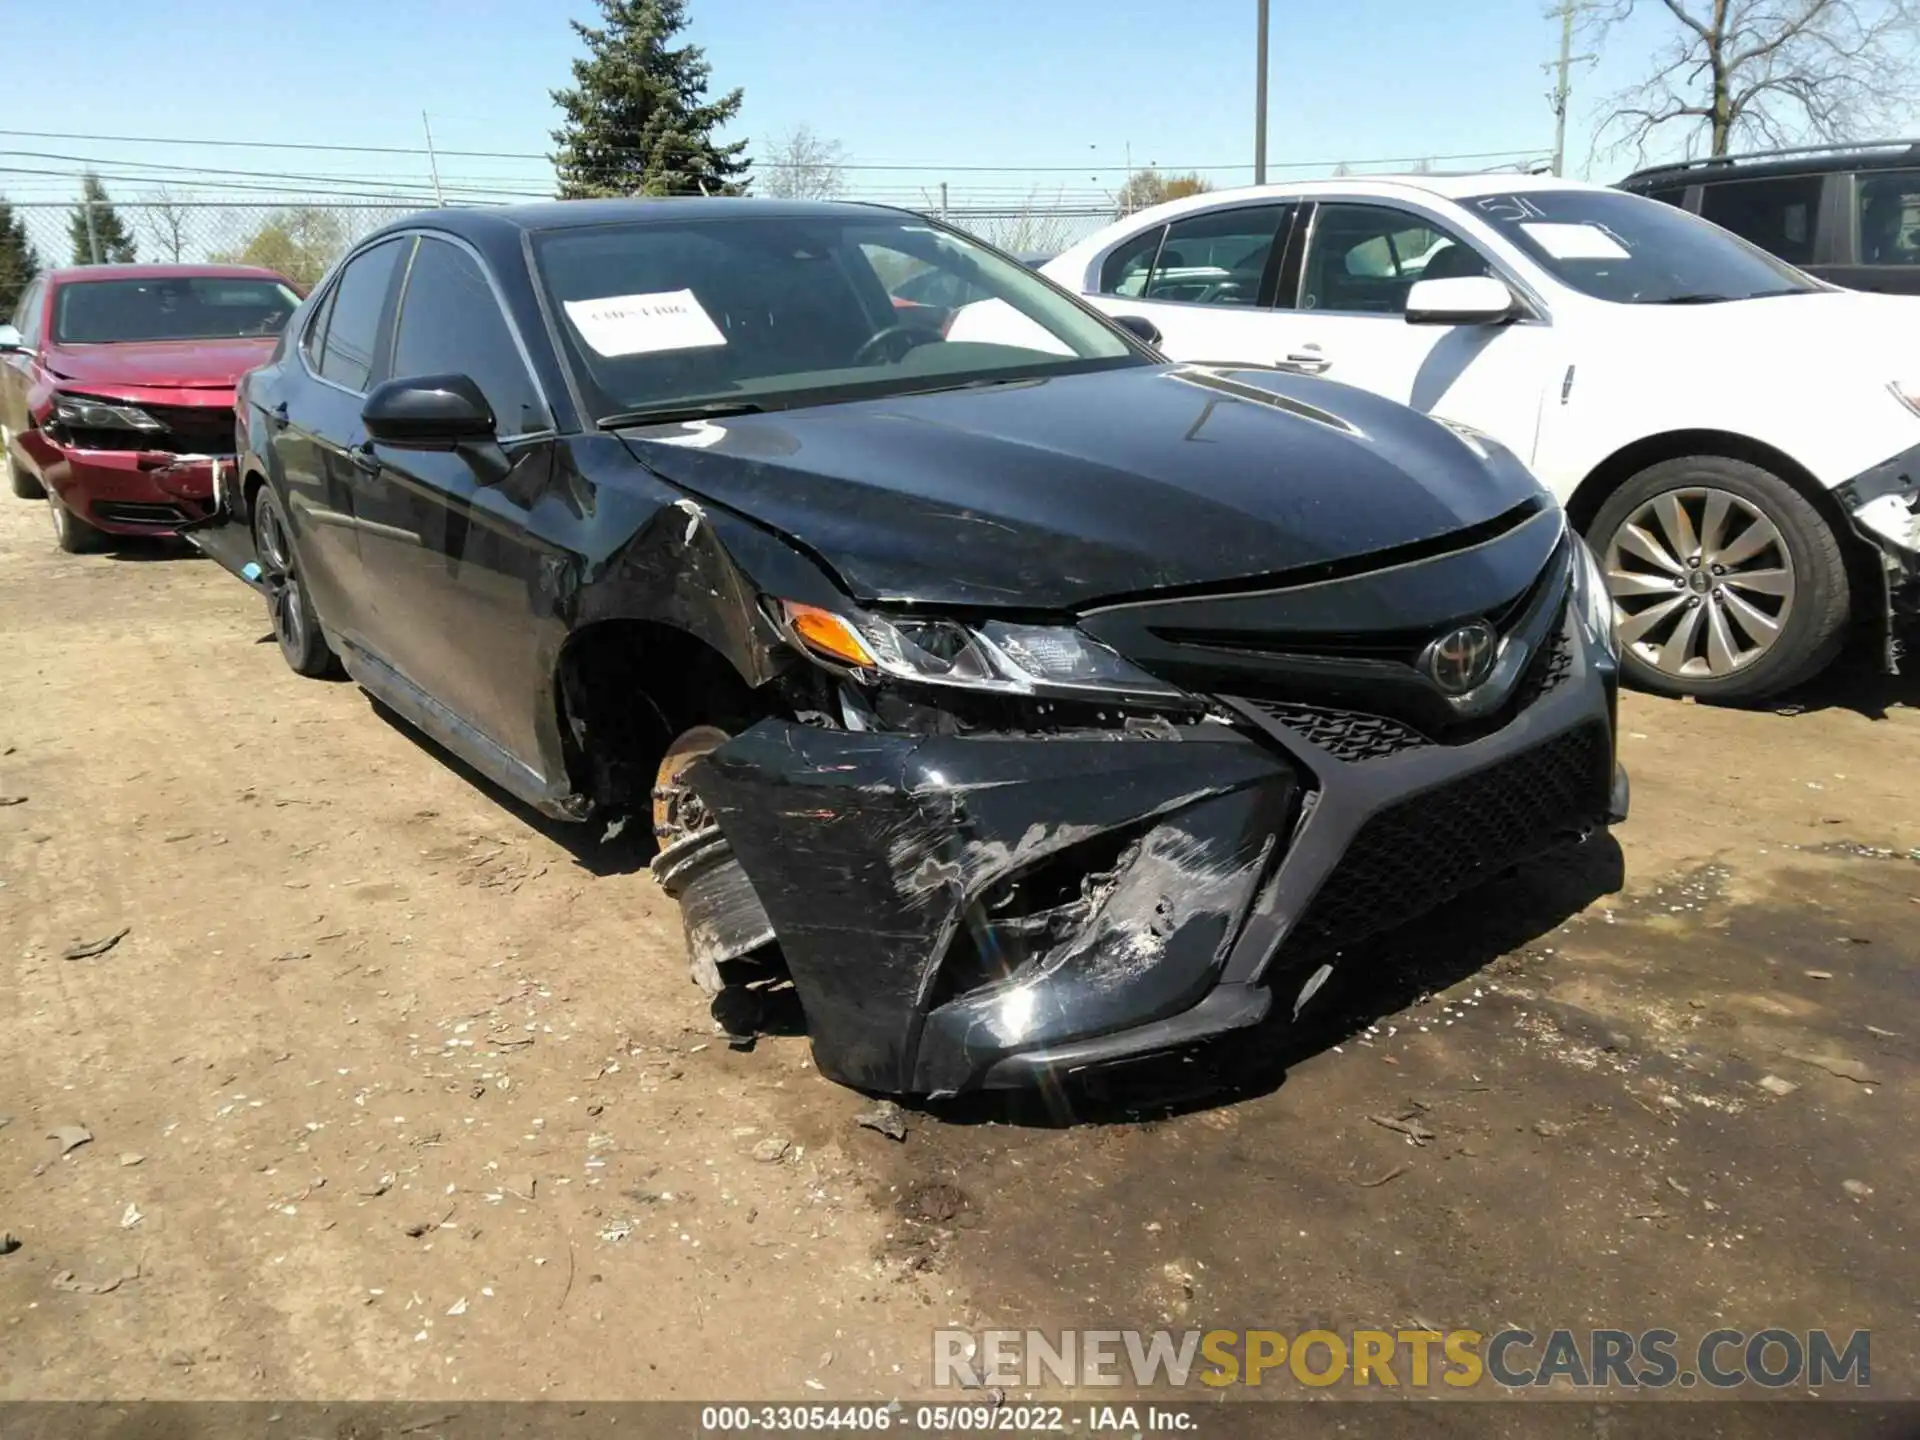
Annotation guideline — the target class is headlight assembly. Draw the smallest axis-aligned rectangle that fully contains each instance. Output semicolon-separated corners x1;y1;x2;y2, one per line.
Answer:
777;600;1186;702
53;392;163;432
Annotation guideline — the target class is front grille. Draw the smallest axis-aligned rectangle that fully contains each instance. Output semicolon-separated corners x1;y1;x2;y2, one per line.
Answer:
1283;723;1610;957
1244;699;1430;763
61;403;234;455
1513;605;1575;712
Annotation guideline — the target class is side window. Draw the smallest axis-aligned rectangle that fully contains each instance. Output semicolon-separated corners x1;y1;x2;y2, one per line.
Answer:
1698;175;1823;264
1856;169;1920;266
1644;185;1690;209
1301;204;1489;315
317;238;404;393
300;282;338;370
1138;207;1289;306
14;280;44;343
1099;226;1165;297
390;238;547;435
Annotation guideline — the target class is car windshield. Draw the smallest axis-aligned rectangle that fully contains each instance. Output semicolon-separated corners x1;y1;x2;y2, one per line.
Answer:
53;276;301;343
532;211;1142;423
1461;188;1820;304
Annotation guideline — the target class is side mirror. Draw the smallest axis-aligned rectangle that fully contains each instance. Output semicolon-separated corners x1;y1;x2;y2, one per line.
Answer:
0;323;22;353
361;373;496;451
1113;313;1163;346
1405;276;1518;326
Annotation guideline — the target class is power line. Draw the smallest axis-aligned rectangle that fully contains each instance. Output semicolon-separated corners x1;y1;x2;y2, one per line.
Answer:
0;127;1546;174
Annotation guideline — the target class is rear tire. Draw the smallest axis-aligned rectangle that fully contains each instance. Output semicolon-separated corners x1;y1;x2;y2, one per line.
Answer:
48;491;105;553
3;427;44;499
1587;455;1850;702
251;486;342;678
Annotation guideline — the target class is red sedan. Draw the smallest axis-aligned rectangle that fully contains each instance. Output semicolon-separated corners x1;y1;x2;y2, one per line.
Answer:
1;264;300;551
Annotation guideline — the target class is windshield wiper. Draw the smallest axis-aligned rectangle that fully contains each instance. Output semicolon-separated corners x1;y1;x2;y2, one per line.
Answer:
599;400;766;428
1638;293;1736;305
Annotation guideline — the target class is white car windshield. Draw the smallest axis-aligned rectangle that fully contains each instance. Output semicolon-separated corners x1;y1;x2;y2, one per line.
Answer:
1462;189;1820;305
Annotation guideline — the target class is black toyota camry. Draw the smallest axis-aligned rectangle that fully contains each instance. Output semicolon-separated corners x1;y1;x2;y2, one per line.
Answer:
192;198;1627;1097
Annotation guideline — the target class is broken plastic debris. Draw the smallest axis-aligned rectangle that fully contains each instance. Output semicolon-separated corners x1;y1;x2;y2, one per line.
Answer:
750;1138;790;1163
118;1153;144;1168
47;1125;92;1156
63;927;130;960
504;1173;536;1201
120;1203;144;1229
854;1101;909;1142
1757;1075;1799;1097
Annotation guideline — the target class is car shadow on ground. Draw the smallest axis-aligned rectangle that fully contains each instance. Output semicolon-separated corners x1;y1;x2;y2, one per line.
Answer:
1765;647;1920;720
97;535;204;563
920;833;1627;1129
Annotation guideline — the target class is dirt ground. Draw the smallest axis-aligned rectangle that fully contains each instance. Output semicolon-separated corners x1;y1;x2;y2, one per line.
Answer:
2;492;1917;1406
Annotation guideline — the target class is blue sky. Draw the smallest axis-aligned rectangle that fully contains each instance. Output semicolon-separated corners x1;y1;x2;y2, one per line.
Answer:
0;0;1828;214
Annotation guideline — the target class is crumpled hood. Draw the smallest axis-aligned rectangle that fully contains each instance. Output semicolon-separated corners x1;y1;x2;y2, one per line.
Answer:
45;336;277;394
620;364;1546;610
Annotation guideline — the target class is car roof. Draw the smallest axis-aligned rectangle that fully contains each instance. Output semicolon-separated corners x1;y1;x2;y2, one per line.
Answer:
372;196;909;244
1621;139;1920;189
46;262;292;285
1096;173;1612;229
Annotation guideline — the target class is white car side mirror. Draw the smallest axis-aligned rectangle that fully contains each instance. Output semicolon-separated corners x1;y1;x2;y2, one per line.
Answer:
0;323;22;352
1405;276;1517;326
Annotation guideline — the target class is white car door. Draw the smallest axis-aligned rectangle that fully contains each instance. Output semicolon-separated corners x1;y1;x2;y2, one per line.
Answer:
1080;202;1301;366
1268;200;1560;465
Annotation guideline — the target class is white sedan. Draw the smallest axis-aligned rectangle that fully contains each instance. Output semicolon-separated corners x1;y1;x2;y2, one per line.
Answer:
1043;175;1920;701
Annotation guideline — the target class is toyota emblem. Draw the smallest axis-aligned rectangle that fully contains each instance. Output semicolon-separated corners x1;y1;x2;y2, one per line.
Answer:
1422;621;1499;696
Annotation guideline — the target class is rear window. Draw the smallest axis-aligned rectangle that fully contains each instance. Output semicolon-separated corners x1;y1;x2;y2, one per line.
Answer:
53;276;301;344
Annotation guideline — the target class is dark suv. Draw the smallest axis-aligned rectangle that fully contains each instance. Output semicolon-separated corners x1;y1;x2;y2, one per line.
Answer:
1619;140;1920;294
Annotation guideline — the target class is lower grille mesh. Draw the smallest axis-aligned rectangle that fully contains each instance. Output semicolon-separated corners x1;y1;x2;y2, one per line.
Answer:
1244;699;1430;762
1284;723;1610;956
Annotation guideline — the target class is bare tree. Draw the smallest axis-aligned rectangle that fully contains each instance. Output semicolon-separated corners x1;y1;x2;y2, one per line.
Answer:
142;186;193;263
760;125;847;200
1592;0;1920;161
1115;167;1213;214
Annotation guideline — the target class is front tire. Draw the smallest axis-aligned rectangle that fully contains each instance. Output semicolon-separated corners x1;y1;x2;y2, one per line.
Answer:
3;427;44;499
251;486;341;678
1588;455;1850;701
48;490;105;553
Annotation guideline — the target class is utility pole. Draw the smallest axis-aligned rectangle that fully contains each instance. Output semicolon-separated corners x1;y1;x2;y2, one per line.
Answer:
422;111;446;207
1253;0;1269;184
84;198;100;265
1546;0;1596;177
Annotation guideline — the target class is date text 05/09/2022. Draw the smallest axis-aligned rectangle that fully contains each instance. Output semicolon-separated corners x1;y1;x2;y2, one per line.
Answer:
698;1404;1196;1432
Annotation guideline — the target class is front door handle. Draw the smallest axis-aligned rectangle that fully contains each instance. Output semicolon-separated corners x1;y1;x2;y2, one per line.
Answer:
348;442;382;476
1280;346;1331;375
267;401;290;429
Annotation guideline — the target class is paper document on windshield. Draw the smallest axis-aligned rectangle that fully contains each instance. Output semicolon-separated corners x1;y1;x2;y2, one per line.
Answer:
1520;222;1630;261
563;289;727;357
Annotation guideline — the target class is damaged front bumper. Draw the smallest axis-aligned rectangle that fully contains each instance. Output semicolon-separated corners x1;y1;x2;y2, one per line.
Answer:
1837;444;1920;632
690;618;1621;1097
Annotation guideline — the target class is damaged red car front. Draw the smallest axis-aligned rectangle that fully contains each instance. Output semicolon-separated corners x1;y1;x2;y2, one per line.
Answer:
1;264;301;551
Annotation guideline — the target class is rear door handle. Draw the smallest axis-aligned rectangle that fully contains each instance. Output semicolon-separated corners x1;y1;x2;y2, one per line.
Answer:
1280;346;1330;375
348;442;382;476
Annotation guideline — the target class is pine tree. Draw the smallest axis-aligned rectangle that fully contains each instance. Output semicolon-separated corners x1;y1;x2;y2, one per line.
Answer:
68;174;137;265
550;0;750;198
0;198;41;317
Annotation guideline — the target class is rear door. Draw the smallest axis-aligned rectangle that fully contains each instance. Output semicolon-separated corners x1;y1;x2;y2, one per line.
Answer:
1695;172;1829;276
1259;199;1557;463
348;233;560;768
279;237;407;644
1083;202;1301;364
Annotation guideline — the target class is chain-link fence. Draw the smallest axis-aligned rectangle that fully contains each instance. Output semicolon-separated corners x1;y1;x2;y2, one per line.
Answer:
11;194;1121;288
